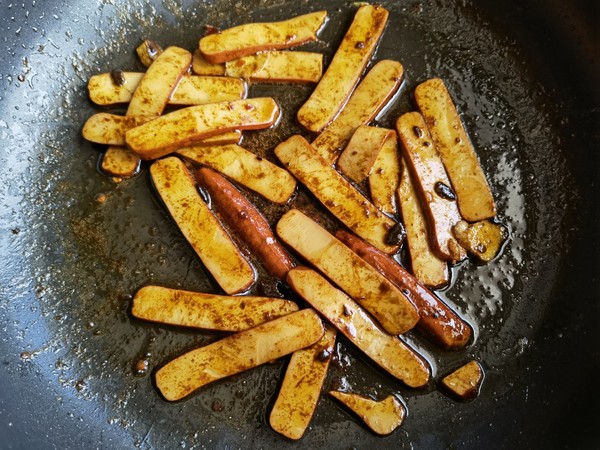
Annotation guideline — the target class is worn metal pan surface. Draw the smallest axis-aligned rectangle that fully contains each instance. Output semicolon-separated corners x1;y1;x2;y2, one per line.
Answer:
0;0;598;448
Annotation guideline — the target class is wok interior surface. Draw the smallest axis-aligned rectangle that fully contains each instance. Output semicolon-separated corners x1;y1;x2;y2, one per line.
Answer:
0;0;598;448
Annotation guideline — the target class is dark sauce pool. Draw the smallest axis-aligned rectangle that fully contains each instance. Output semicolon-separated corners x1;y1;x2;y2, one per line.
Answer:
1;1;594;449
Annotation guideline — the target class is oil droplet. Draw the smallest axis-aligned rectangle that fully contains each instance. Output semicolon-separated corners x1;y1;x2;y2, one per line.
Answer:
133;359;149;377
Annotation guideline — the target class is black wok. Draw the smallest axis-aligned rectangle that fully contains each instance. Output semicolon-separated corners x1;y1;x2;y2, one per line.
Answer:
0;0;598;448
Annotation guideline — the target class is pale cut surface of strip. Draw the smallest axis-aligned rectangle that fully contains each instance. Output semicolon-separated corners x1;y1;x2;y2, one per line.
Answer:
192;49;226;75
287;267;430;388
149;157;256;295
369;132;401;215
415;78;496;221
310;60;404;163
126;46;192;117
88;72;246;106
84;113;242;147
101;146;141;178
440;360;484;400
225;51;323;84
155;309;325;401
276;209;418;335
177;144;296;204
199;11;328;64
396;112;466;262
269;325;336;440
329;392;405;435
397;162;449;288
297;5;389;133
126;97;279;160
131;285;298;331
337;126;393;183
194;167;296;280
274;135;398;254
82;113;154;146
88;72;143;105
102;47;192;178
136;39;163;67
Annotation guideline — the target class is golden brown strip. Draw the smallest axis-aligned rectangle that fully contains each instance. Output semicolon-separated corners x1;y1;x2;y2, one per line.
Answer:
396;112;466;262
100;146;141;178
155;309;325;401
82;114;153;146
440;360;484;400
225;51;323;84
131;285;298;331
100;47;192;178
150;157;256;295
269;325;337;440
178;144;296;204
276;209;419;335
199;11;328;64
415;78;496;221
83;113;242;146
194;167;296;280
88;72;246;106
335;229;471;349
310;59;404;163
126;98;279;160
287;267;430;388
329;392;406;435
397;162;450;288
369;132;401;215
274;135;399;254
297;5;389;132
126;46;192;116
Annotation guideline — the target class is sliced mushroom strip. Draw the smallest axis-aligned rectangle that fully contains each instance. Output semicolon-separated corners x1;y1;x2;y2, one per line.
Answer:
82;113;241;147
178;144;296;204
415;78;496;221
336;126;394;184
396;162;450;288
132;285;298;331
102;46;193;177
155;309;325;401
335;229;471;349
225;51;323;84
150;156;256;295
368;131;401;215
396;112;466;262
269;325;337;440
199;11;328;64
287;267;430;388
88;72;246;106
297;5;389;132
274;135;399;254
310;59;403;163
329;392;406;435
126;97;279;160
440;360;484;400
276;209;419;335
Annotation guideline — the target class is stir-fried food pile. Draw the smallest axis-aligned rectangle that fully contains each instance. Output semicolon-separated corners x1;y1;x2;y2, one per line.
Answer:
83;4;506;439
